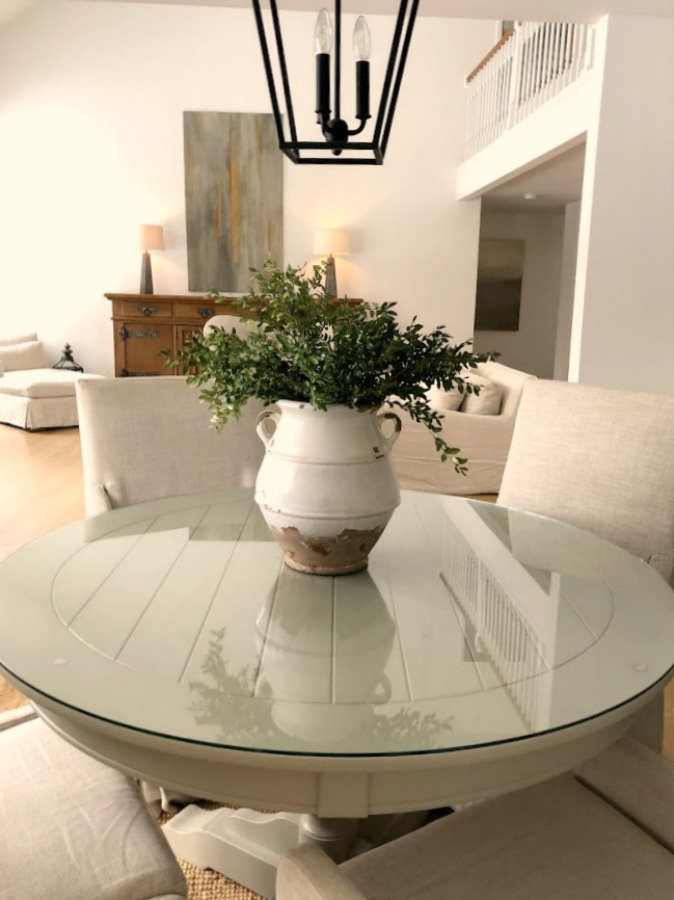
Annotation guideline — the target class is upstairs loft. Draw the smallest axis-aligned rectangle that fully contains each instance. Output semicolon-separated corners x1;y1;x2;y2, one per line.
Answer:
464;21;596;159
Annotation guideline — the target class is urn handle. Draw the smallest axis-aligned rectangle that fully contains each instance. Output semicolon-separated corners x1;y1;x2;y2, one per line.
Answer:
376;411;402;452
256;409;280;449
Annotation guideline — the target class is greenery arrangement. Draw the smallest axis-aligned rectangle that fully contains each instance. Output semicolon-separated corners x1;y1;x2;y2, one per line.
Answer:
169;260;491;474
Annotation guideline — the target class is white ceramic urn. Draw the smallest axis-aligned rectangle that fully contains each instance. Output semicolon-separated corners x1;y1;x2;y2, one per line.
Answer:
255;400;402;575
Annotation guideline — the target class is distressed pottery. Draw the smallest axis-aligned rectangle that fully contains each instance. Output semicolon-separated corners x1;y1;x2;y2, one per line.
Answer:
255;400;402;575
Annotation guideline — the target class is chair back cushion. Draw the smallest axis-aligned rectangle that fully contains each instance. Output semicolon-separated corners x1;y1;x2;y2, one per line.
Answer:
76;376;266;516
498;380;674;584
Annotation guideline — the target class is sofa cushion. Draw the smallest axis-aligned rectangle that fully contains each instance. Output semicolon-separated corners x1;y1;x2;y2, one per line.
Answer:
0;369;93;398
0;332;38;346
426;383;464;412
460;373;503;415
0;340;49;372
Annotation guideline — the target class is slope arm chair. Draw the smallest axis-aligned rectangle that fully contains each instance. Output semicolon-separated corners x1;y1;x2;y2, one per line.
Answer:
0;705;187;900
273;381;674;900
76;375;266;517
497;378;674;751
75;375;266;811
276;737;674;900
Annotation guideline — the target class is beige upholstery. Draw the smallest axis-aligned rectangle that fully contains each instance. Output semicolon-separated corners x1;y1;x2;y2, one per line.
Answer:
390;361;536;496
0;706;187;900
76;376;266;516
498;379;674;586
277;738;674;900
498;378;674;750
75;375;267;810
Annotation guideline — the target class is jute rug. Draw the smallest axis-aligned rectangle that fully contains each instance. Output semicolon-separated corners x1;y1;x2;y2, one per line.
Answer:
0;675;261;900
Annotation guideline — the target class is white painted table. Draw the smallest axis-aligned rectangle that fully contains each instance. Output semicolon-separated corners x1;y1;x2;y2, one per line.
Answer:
1;489;674;897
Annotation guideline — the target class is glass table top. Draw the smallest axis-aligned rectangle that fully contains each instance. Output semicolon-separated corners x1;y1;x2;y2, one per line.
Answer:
1;488;673;758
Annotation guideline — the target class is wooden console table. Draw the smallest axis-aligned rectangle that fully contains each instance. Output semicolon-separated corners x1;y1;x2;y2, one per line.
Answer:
105;293;246;377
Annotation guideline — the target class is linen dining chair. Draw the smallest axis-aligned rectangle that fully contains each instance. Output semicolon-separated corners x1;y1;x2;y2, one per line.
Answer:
0;705;187;900
497;379;674;586
273;378;674;900
76;375;266;516
276;736;674;900
75;375;266;810
497;379;674;752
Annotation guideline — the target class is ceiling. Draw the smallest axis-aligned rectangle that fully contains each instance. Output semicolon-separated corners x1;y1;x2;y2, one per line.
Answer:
481;144;586;213
11;0;673;22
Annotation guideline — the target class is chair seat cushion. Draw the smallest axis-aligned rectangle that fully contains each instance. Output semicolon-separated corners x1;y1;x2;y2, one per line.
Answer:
341;774;674;900
0;716;186;900
0;369;103;399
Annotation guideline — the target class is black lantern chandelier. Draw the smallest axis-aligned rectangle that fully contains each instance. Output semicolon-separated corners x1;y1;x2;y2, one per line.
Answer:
251;0;420;165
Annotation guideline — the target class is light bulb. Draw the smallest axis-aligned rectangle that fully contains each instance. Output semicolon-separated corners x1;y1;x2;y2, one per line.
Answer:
353;16;371;61
315;8;333;54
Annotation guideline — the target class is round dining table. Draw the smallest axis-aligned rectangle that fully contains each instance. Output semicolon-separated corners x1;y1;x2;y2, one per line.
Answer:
1;488;673;897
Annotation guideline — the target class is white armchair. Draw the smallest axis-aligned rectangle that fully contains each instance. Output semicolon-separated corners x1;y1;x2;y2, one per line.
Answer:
390;361;536;496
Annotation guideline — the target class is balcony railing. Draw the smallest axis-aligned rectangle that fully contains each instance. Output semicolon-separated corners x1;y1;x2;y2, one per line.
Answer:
465;22;595;158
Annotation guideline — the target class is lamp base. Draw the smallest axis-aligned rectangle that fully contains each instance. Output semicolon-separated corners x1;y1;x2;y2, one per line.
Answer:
324;255;337;299
140;251;154;294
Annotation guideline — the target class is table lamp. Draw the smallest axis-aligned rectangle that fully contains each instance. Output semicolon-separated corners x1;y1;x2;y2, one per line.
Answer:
138;224;165;295
313;228;349;298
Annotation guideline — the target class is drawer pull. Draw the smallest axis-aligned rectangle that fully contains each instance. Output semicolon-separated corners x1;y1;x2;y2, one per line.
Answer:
197;307;215;319
138;305;157;317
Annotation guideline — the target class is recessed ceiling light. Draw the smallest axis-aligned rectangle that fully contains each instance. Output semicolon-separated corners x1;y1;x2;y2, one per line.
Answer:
524;192;538;200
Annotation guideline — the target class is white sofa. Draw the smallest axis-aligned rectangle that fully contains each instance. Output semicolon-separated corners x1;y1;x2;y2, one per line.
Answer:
0;334;104;430
390;361;536;496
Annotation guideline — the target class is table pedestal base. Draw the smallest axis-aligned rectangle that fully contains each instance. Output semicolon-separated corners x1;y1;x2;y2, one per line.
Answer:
162;806;429;898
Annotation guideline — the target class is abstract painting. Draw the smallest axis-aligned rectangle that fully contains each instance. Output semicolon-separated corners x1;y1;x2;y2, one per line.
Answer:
474;239;525;332
184;111;283;293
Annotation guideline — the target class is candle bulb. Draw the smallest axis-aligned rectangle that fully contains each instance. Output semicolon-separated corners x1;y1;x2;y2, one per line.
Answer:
353;15;371;121
315;7;333;120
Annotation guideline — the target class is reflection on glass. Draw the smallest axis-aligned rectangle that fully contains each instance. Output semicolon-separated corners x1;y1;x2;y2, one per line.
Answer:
189;566;454;753
440;503;558;731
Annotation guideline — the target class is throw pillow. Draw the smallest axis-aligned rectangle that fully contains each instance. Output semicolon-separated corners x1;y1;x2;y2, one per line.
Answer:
426;383;464;412
0;341;49;372
0;333;38;346
461;373;503;415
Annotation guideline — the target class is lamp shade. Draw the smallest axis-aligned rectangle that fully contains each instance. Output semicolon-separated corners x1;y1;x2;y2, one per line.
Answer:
313;228;349;257
138;224;165;252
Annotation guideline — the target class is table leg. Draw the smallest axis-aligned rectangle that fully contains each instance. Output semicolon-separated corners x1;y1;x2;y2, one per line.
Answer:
162;806;429;898
162;806;302;898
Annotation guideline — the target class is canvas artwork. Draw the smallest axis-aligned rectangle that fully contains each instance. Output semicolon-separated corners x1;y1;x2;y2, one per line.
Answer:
474;239;525;332
184;111;283;293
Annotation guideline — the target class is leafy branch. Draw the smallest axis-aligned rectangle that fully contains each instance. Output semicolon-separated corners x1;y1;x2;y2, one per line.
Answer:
167;260;493;474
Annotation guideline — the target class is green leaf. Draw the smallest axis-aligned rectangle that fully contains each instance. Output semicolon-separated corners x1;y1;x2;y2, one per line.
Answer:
166;260;496;473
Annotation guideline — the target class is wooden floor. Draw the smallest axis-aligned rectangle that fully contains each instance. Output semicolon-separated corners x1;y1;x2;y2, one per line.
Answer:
1;423;674;753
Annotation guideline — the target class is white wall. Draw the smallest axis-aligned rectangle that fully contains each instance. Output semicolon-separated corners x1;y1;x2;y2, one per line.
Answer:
473;209;564;377
0;2;494;375
553;199;580;380
569;14;674;391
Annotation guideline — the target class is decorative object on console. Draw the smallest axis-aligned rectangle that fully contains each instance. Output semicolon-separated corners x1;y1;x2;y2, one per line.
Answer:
168;260;490;574
314;227;349;298
183;111;283;293
251;0;419;164
52;343;83;373
139;224;164;295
